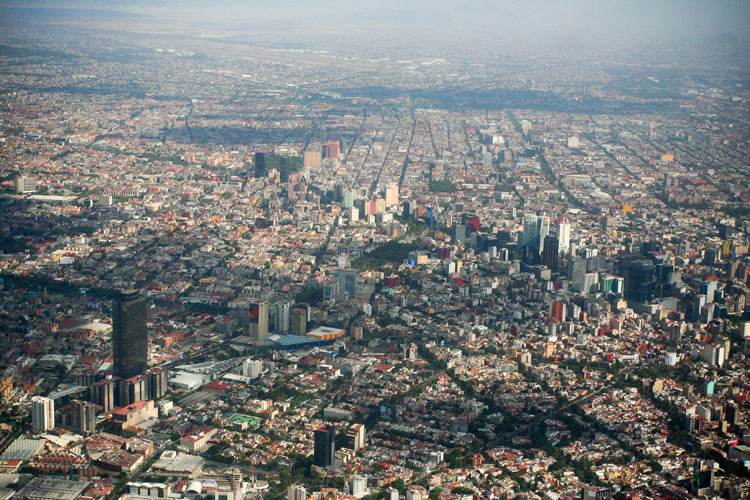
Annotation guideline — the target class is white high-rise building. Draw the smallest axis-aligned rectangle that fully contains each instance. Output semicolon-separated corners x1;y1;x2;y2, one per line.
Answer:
31;396;54;432
288;485;307;500
274;302;291;333
16;176;36;194
558;218;571;254
349;476;368;498
242;360;263;378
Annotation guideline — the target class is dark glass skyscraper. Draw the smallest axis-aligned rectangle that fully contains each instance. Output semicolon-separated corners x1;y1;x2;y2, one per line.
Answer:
626;260;655;303
313;424;335;467
542;235;559;273
112;289;148;380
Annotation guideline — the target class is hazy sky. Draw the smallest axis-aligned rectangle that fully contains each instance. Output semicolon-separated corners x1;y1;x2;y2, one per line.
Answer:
2;0;749;52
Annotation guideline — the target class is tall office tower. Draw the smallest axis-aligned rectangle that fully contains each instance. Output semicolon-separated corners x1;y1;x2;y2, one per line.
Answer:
290;307;307;335
274;302;291;332
537;216;550;254
343;190;354;209
453;223;466;244
693;294;707;322
146;368;168;401
248;301;269;339
323;141;340;159
543;236;559;272
701;281;718;304
626;260;656;303
304;151;322;168
254;152;267;178
313;424;336;467
113;289;148;380
91;377;116;413
522;214;538;246
558;218;571;254
31;396;54;432
384;185;399;208
567;257;586;284
333;269;360;297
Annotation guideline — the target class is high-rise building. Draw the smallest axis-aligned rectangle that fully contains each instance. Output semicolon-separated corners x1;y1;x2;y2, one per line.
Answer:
291;307;307;336
313;425;336;467
701;281;718;304
349;476;368;498
626;260;655;303
91;377;116;413
343;190;354;209
274;302;291;333
522;214;545;248
61;400;97;435
16;176;36;194
146;368;168;401
118;375;146;407
112;289;148;380
254;152;267;178
333;269;359;297
31;396;54;432
542;235;559;272
558;218;571;254
453;224;466;244
537;216;550;254
242;359;263;378
550;302;566;322
385;185;399;208
288;485;307;500
248;301;269;339
346;424;366;450
581;486;612;500
599;274;624;296
304;151;322;168
323;141;340;159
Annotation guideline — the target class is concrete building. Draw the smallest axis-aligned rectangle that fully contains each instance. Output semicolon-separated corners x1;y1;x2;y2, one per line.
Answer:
248;301;269;339
31;396;54;432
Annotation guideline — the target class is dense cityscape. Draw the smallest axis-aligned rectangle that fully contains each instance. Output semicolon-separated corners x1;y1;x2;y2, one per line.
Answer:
0;3;749;500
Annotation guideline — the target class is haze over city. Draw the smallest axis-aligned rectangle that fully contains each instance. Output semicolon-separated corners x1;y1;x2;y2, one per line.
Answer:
0;1;748;500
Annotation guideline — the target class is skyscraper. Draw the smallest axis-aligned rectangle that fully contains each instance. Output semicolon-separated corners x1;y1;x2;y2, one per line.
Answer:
323;141;340;159
626;260;655;303
558;218;571;254
313;424;336;467
113;289;148;380
248;301;269;339
291;307;307;335
385;185;399;208
254;152;267;178
274;301;291;333
542;235;559;273
537;216;550;255
522;214;538;246
31;396;54;432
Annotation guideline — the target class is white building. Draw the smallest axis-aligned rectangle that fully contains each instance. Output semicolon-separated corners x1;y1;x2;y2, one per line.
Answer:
16;176;36;194
242;360;263;378
349;476;368;498
288;485;307;500
558;218;571;254
31;396;54;432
